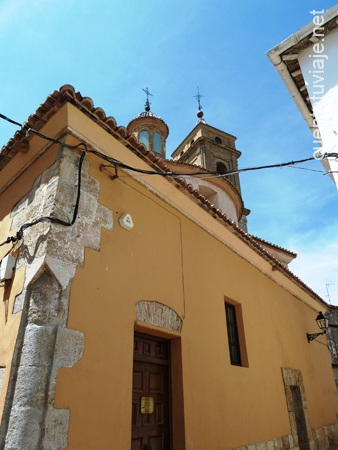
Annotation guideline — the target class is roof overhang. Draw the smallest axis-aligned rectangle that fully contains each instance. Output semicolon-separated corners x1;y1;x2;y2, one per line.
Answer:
267;5;338;188
266;4;338;133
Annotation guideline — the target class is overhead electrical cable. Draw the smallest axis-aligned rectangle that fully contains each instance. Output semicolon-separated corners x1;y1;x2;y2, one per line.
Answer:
287;166;326;173
0;113;22;127
0;150;86;248
87;150;317;177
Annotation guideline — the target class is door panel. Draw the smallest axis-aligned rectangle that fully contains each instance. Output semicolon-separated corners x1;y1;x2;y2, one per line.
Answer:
149;435;163;450
132;333;171;450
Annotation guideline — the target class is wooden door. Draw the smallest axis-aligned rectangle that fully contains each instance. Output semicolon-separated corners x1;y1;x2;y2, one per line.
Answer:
132;333;171;450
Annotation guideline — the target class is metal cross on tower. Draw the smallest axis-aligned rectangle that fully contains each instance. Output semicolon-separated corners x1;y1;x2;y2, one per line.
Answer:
194;87;204;111
142;87;153;112
194;87;206;123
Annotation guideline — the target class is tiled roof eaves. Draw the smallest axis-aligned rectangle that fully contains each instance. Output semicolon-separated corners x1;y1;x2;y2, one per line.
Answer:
251;234;297;257
1;85;135;170
0;85;326;306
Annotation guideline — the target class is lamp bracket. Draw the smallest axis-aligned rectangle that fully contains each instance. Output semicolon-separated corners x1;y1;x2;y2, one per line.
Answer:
307;331;326;342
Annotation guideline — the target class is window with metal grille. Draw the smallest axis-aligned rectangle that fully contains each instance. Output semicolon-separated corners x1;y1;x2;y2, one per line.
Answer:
225;302;242;366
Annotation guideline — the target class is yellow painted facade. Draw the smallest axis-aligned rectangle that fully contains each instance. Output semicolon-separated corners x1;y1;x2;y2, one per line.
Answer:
0;89;337;449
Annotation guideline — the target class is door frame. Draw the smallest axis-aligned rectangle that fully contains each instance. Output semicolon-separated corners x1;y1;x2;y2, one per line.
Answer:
281;368;314;450
132;332;172;449
132;326;186;450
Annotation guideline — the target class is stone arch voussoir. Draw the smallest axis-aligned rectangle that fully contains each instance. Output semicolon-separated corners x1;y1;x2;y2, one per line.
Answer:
136;301;183;333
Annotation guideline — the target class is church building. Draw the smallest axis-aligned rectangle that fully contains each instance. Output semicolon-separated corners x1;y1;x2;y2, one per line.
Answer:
0;85;337;450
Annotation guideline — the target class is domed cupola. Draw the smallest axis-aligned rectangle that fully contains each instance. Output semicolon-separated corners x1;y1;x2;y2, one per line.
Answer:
127;88;169;158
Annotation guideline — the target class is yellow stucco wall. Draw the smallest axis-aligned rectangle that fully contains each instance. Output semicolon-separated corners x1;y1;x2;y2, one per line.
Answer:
53;144;337;449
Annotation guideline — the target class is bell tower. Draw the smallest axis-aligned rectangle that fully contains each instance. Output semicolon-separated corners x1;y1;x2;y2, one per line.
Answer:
127;88;169;158
171;90;243;193
171;89;249;231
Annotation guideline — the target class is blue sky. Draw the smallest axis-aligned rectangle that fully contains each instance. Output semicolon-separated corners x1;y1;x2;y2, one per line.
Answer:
1;0;337;304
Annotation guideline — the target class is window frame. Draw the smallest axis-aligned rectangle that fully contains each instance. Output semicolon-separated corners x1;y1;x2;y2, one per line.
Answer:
224;300;248;367
138;130;150;150
153;131;162;154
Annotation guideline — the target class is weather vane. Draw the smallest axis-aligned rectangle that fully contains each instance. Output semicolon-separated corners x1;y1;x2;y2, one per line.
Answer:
194;87;204;111
194;87;206;123
142;87;153;112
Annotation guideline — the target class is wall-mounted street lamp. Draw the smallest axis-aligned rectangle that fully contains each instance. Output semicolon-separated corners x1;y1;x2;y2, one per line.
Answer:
307;311;329;342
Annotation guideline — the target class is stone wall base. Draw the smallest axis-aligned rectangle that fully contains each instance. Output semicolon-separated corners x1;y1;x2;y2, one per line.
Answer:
233;422;338;450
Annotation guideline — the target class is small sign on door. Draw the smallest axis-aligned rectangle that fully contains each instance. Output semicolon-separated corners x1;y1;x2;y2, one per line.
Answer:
140;397;154;414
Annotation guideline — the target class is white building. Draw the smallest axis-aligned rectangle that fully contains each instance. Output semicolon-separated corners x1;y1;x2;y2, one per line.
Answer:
267;4;338;189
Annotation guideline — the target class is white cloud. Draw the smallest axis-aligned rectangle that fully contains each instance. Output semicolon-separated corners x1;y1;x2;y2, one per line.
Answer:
288;221;338;306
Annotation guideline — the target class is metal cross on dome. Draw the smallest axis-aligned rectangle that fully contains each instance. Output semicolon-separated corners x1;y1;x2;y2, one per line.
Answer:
142;87;153;112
